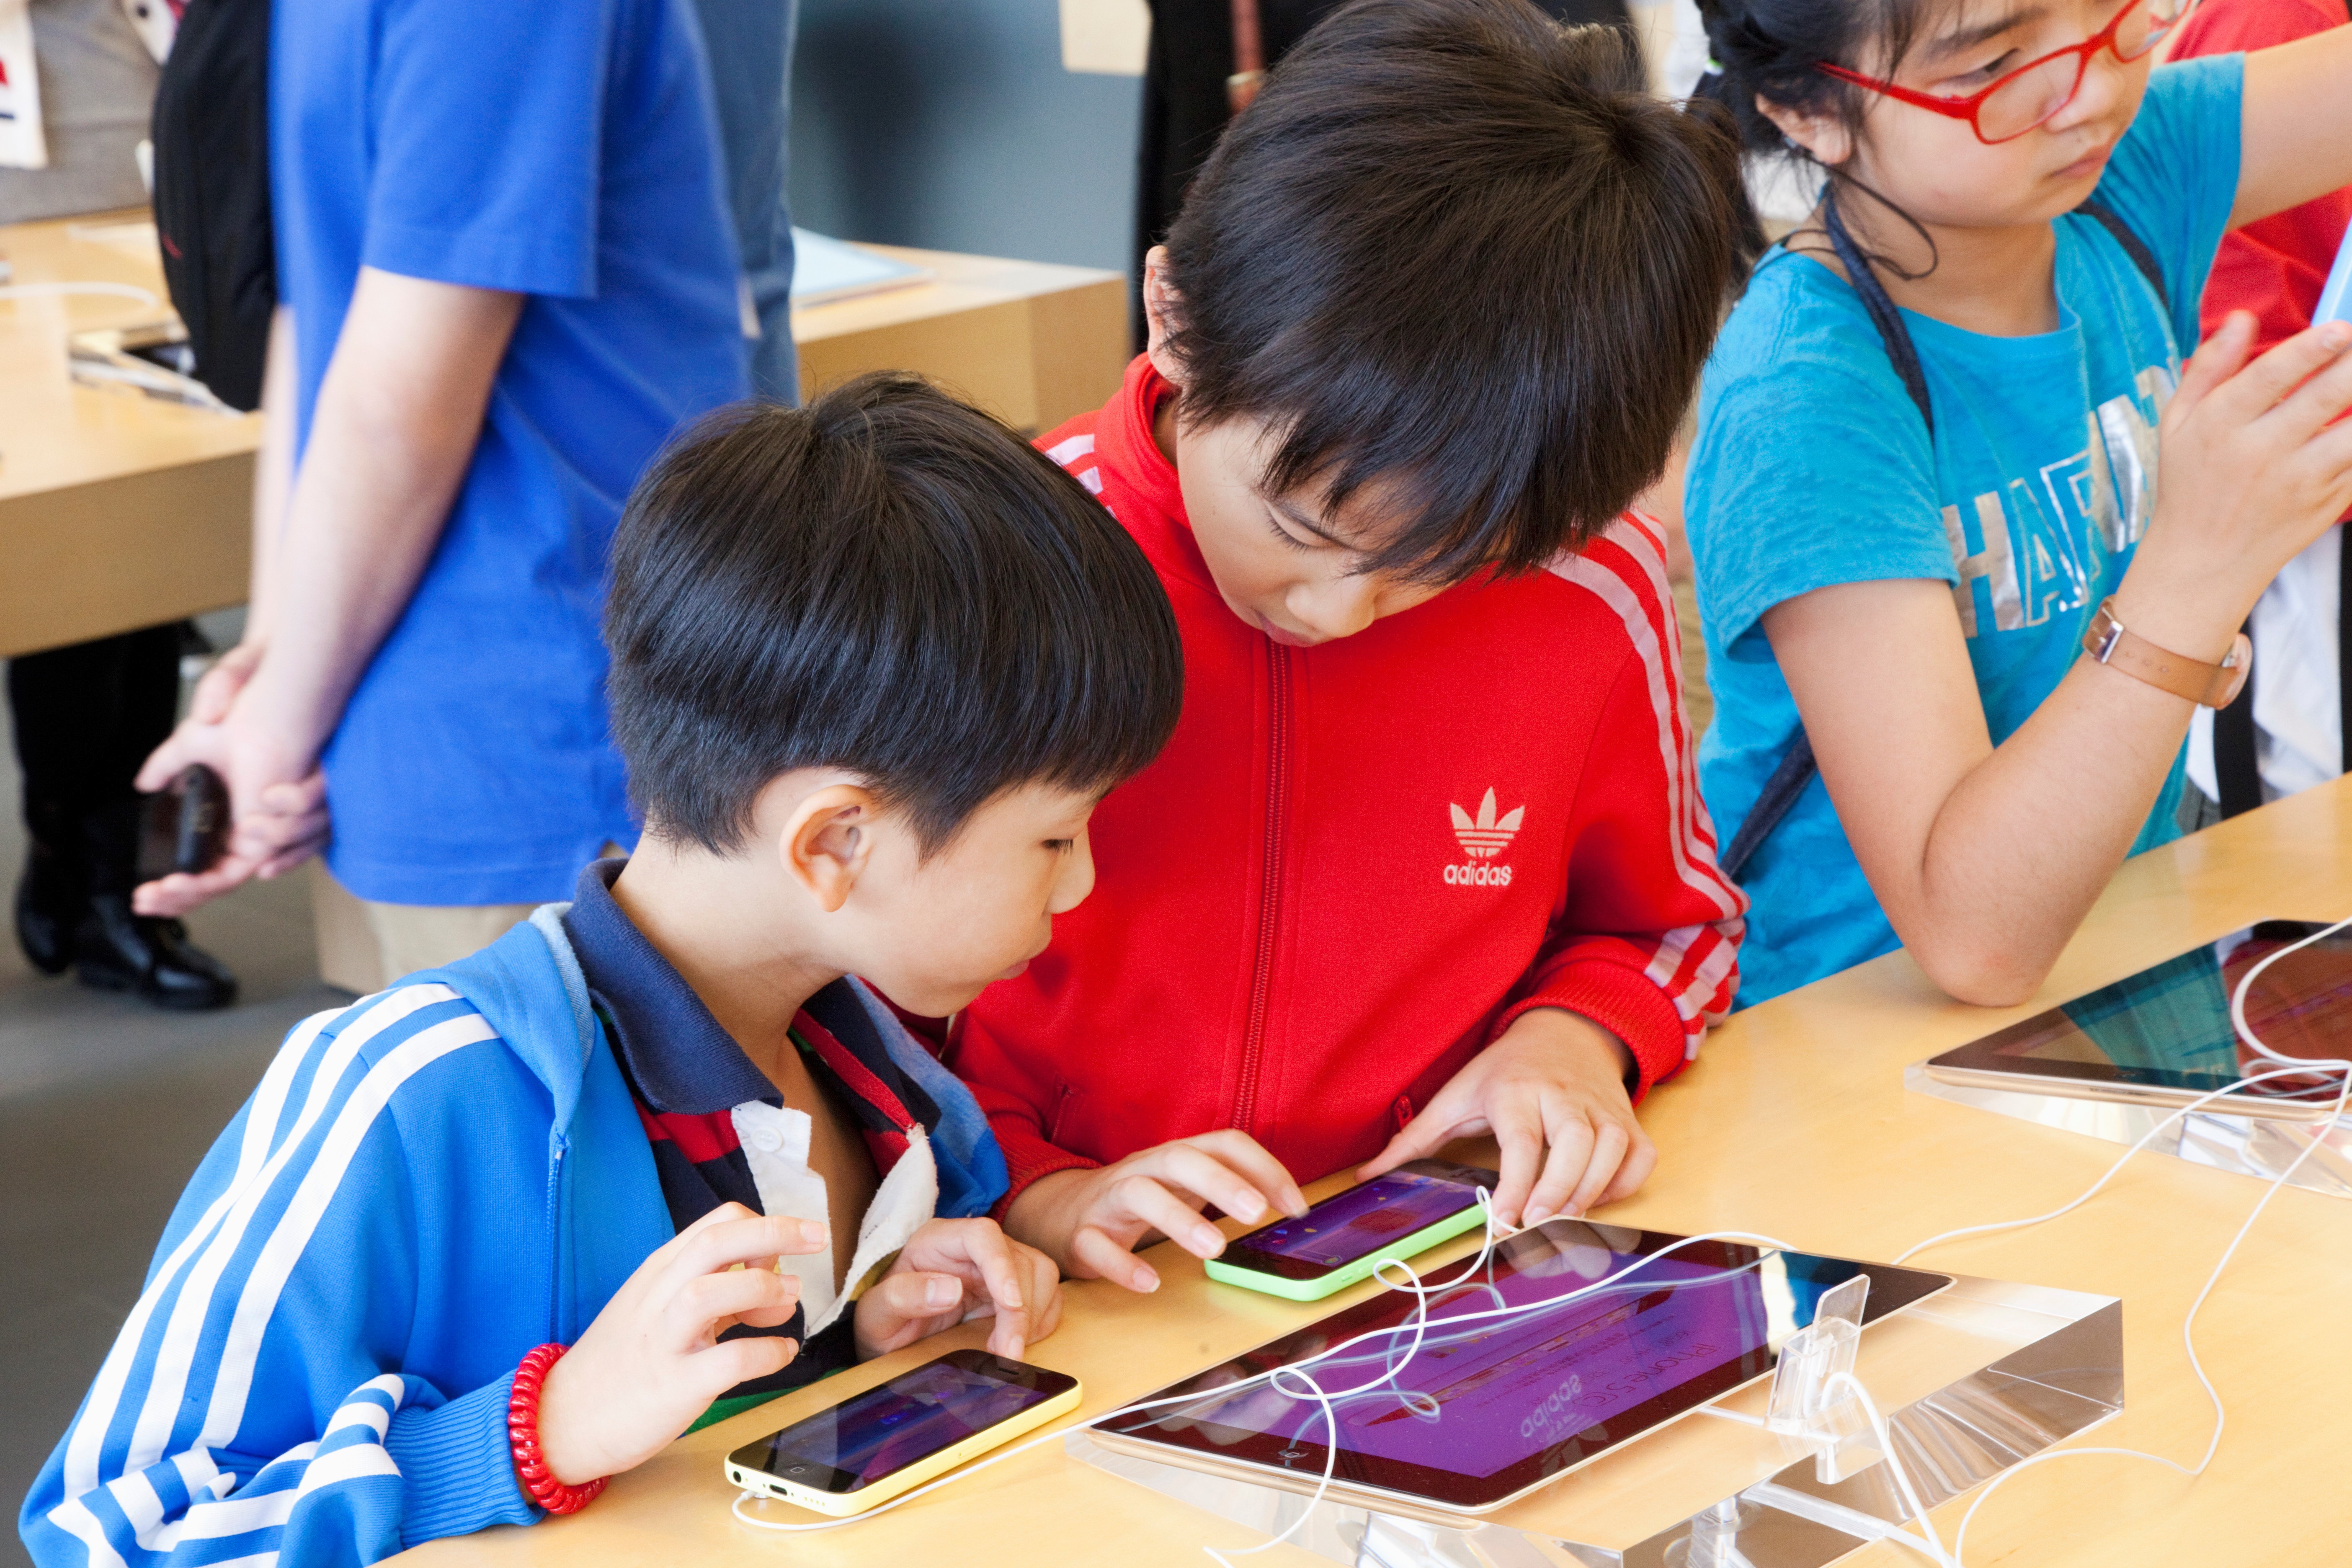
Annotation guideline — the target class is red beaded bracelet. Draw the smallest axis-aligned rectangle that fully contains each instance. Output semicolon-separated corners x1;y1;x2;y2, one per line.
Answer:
507;1343;607;1515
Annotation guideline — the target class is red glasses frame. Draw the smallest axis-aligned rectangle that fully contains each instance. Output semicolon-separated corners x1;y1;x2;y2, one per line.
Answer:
1815;0;2187;145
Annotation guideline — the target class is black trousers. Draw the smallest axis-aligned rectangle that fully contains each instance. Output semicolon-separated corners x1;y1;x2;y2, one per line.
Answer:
1134;0;1635;345
8;624;183;892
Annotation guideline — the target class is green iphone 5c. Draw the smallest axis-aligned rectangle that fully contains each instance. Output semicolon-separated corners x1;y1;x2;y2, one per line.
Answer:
1204;1158;1497;1301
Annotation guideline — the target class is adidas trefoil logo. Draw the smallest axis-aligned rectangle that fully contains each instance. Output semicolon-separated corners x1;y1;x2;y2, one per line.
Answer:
1450;789;1524;858
1444;789;1524;888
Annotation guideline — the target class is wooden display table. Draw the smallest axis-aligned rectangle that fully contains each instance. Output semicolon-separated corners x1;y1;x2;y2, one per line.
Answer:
401;778;2352;1566
0;211;1127;663
793;245;1127;436
0;213;259;660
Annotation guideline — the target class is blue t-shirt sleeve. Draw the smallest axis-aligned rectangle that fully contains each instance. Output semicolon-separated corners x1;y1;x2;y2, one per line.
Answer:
2088;54;2245;350
1687;260;1952;660
361;0;616;298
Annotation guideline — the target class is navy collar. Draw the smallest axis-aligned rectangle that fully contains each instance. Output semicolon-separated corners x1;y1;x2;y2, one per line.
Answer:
560;859;779;1116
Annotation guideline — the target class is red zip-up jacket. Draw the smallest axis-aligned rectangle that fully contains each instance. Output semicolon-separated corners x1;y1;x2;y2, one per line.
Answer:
952;357;1746;1202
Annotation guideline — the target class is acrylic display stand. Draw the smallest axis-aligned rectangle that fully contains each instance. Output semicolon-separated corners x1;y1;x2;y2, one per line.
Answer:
1066;1270;2120;1568
1905;1063;2352;1200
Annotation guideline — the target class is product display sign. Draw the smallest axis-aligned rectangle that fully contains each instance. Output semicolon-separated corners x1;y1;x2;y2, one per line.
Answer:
0;0;48;170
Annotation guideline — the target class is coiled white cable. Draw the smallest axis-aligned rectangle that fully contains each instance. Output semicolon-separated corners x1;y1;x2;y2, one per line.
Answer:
733;1198;1811;1556
1900;913;2352;1565
735;915;2352;1563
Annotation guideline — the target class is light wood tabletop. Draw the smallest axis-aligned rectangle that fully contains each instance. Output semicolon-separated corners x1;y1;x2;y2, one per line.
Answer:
0;211;260;660
400;777;2352;1566
791;243;1128;437
2;216;1125;663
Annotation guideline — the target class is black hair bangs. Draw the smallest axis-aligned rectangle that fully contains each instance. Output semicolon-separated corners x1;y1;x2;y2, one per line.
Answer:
605;374;1184;856
1161;0;1748;582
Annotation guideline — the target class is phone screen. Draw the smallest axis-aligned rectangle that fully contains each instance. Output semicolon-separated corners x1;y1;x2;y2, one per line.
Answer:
738;1357;1057;1491
1240;1167;1483;1269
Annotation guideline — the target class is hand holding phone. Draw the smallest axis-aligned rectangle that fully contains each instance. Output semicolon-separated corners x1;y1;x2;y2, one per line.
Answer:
136;765;232;882
537;1204;825;1486
1001;1129;1309;1294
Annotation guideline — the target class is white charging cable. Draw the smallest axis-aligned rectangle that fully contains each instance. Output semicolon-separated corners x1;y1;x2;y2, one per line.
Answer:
732;1200;1811;1554
1893;913;2352;1565
735;916;2352;1561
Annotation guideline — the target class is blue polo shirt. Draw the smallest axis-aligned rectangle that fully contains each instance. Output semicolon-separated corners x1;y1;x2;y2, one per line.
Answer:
272;0;751;905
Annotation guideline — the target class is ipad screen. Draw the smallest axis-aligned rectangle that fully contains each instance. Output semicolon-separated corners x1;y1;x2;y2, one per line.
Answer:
1938;919;2352;1104
1101;1223;1950;1510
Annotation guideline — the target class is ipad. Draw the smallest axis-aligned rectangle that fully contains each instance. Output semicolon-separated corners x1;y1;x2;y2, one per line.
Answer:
1920;919;2351;1120
1091;1221;1952;1517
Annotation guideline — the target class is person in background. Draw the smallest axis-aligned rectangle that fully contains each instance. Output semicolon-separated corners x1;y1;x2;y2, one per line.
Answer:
4;0;236;1010
691;0;799;403
131;0;751;990
1131;0;1633;343
2167;0;2352;828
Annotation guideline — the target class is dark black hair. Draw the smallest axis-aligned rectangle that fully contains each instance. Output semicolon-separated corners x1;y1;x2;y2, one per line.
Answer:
605;373;1185;855
1159;0;1749;584
1694;0;1946;271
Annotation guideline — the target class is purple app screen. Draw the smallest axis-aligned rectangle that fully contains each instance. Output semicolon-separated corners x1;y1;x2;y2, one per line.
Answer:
767;1362;1051;1485
1161;1249;1766;1478
1248;1171;1480;1267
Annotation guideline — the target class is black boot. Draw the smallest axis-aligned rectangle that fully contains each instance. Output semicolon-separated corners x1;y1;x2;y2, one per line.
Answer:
67;800;238;1011
14;824;77;975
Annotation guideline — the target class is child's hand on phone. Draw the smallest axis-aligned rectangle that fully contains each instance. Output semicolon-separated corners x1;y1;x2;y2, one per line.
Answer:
1360;1008;1652;1229
537;1203;822;1485
854;1218;1063;1362
1003;1131;1308;1293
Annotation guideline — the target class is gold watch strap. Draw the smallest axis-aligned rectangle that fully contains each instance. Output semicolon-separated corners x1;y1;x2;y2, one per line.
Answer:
2082;597;2251;709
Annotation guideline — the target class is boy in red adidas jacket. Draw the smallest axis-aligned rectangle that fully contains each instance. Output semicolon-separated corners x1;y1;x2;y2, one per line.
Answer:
953;0;1751;1291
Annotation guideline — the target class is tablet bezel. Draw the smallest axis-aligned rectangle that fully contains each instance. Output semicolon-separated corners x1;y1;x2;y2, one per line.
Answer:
1921;918;2350;1119
1094;1223;1953;1516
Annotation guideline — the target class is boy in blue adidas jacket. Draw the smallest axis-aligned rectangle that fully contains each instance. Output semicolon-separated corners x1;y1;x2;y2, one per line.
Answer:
20;374;1186;1566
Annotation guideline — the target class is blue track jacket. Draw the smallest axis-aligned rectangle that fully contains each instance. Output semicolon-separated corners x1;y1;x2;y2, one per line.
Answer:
20;908;1008;1566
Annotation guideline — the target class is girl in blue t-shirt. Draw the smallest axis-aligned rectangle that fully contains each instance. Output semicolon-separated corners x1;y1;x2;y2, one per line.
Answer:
1683;0;2352;1006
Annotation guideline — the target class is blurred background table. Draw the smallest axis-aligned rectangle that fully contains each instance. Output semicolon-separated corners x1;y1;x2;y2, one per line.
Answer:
0;211;259;661
1;212;1126;664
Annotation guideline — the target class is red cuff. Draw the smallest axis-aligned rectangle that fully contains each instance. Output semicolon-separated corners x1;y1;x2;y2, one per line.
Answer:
987;1117;1102;1223
1494;959;1688;1101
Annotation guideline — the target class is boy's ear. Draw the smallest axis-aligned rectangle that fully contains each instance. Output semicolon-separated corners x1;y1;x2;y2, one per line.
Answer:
1756;93;1852;168
779;784;882;914
1141;246;1191;392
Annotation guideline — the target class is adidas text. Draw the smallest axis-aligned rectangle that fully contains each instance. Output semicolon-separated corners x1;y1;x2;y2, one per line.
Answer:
1443;862;1513;887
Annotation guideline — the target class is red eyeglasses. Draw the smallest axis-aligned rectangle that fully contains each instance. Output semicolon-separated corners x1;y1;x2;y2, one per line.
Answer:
1817;0;2197;144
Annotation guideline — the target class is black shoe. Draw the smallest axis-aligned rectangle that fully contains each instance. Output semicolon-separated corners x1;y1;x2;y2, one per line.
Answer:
71;893;238;1011
14;841;75;975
